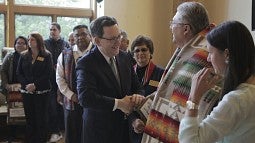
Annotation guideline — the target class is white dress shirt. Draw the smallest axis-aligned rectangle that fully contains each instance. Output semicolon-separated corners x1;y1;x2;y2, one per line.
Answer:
97;47;119;111
56;43;92;100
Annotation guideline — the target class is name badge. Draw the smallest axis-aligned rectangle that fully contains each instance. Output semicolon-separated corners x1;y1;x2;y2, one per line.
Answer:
149;80;159;87
37;56;44;61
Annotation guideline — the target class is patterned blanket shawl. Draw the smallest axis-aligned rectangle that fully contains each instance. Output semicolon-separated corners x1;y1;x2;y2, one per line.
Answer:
141;24;222;143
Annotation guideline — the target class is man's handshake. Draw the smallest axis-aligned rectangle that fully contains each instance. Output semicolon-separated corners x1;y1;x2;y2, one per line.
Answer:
117;94;145;114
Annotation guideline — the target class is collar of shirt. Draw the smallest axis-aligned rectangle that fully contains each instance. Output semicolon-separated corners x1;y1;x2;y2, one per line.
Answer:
73;42;93;56
98;46;112;64
72;42;92;63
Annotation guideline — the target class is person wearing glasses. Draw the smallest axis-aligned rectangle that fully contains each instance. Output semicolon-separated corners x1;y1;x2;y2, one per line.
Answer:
139;2;220;143
1;36;28;141
56;24;93;143
129;35;164;143
1;36;28;95
76;16;145;143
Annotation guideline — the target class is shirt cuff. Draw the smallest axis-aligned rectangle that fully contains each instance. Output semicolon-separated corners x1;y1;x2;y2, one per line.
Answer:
113;99;118;111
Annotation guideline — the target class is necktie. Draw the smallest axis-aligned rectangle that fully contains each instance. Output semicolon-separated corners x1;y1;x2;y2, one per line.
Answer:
110;57;120;85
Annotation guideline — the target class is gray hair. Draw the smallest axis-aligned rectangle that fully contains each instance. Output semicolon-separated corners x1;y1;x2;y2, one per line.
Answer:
120;30;128;39
177;2;209;35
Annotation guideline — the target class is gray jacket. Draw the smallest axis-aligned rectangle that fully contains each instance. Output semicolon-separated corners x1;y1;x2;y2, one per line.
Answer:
1;52;15;94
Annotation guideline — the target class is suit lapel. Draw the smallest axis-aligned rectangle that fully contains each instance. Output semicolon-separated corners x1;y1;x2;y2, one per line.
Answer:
115;54;126;93
94;48;122;94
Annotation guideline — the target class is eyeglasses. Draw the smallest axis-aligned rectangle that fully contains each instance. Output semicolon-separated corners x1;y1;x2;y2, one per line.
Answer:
169;20;190;28
16;42;26;45
100;34;123;44
133;48;149;53
74;32;89;38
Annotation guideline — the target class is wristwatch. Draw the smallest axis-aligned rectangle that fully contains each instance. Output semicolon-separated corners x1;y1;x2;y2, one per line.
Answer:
186;100;199;110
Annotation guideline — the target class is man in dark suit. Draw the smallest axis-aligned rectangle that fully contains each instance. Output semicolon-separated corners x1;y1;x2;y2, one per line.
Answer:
76;16;145;143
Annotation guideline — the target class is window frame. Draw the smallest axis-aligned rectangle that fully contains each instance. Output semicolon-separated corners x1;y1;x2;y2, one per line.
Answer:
0;0;96;47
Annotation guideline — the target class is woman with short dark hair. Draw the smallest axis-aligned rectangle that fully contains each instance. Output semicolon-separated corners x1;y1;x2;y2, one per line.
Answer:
130;35;164;143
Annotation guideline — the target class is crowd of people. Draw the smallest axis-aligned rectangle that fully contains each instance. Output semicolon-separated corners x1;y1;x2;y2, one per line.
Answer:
1;1;255;143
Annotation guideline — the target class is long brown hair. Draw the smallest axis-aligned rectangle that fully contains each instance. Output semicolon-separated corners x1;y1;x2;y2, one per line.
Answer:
207;21;255;95
28;32;48;56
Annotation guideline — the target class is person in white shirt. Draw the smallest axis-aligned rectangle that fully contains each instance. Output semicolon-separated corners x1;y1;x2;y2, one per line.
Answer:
56;24;93;143
179;21;255;143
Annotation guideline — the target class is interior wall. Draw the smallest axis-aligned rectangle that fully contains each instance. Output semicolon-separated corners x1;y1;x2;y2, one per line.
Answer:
204;0;255;39
100;0;254;67
103;0;173;67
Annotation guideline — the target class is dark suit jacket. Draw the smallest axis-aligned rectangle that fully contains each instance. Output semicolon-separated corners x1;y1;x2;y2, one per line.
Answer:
76;46;144;143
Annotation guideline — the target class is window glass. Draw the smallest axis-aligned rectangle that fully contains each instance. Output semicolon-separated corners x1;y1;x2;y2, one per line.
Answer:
0;13;4;63
15;15;51;40
0;13;5;51
0;0;4;3
57;17;90;41
15;0;91;9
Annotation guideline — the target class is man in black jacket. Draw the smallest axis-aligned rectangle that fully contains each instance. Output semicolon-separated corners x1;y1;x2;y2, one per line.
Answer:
76;16;145;143
44;22;70;142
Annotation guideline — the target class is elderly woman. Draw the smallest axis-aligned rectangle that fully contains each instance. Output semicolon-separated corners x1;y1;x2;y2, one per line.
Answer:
131;35;164;96
130;35;164;143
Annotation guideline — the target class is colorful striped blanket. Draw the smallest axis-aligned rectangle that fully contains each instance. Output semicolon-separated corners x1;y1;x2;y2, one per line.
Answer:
141;24;222;143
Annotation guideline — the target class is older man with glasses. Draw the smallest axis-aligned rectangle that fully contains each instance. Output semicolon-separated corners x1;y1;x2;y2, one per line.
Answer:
56;24;93;143
136;2;222;143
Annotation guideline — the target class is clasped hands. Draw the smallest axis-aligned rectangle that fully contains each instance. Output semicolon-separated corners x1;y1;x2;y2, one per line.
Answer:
117;94;145;115
25;83;36;93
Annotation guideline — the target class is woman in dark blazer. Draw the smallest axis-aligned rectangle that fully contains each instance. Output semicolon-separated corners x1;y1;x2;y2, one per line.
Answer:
17;32;53;143
131;35;164;96
130;35;164;143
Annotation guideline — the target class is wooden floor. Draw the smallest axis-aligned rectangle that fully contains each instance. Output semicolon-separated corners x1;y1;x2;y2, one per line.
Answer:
0;134;65;143
0;124;65;143
0;113;65;143
0;139;64;143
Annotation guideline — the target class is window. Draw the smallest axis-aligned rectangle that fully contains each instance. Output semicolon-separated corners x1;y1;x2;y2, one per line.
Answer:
15;16;90;41
15;15;51;39
0;13;4;49
15;0;91;9
0;0;95;49
57;17;90;40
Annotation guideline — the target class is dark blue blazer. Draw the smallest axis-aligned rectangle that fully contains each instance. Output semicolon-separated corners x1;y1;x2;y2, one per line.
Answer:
17;50;53;91
76;46;144;143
